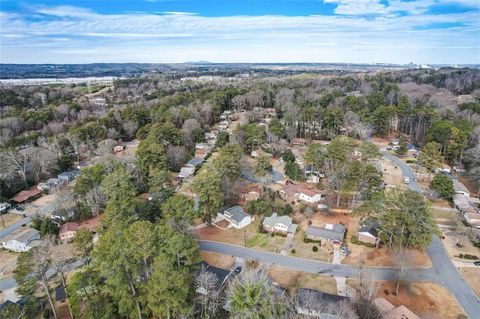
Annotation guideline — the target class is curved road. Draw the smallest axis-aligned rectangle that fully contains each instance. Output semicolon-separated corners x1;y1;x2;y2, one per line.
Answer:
200;153;480;318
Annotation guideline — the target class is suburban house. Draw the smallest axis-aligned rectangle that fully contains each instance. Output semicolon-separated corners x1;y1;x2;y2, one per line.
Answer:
185;157;204;169
452;179;471;197
1;228;40;252
279;183;324;204
305;224;345;245
291;138;307;146
221;206;254;229
11;188;42;204
177;166;195;181
356;220;380;245
262;213;298;235
57;170;80;182
113;144;125;152
59;222;79;241
296;288;349;318
196;262;231;295
37;178;63;192
374;298;420;319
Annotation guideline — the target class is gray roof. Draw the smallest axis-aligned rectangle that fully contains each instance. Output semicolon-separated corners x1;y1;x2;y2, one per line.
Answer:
178;166;195;178
58;170;80;177
306;225;345;242
297;288;348;318
14;228;40;244
263;213;292;227
187;157;204;167
358;220;379;237
224;206;250;223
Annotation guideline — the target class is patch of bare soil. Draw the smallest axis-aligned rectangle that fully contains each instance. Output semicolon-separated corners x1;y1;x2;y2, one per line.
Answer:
376;282;465;319
201;251;235;269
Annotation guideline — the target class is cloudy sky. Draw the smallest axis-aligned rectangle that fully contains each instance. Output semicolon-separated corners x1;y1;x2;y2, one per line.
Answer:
0;0;479;64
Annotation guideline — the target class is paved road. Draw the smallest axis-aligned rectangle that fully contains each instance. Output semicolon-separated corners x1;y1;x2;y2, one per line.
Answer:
382;152;422;193
199;241;436;282
0;217;32;239
382;152;480;317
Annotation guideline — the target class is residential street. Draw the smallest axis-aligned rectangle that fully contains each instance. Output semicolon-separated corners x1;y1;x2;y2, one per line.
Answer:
199;153;480;318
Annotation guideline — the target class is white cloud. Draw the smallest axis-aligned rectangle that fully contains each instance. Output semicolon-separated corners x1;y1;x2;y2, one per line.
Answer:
0;4;478;64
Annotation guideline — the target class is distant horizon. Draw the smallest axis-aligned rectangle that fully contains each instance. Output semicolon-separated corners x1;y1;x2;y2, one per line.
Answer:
1;1;479;64
1;61;479;66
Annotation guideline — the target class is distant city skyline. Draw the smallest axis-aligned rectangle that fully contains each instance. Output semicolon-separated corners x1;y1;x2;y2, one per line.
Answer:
1;0;479;64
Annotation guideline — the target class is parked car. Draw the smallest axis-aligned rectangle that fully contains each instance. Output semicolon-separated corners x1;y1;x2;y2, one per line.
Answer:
474;261;480;266
234;266;242;275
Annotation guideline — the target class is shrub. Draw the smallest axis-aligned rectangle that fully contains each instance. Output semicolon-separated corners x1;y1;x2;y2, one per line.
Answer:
384;289;389;295
312;246;318;252
458;254;478;260
291;248;296;254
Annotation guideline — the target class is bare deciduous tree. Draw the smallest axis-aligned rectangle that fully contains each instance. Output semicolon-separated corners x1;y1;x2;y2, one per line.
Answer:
95;139;117;157
85;185;107;218
196;267;223;319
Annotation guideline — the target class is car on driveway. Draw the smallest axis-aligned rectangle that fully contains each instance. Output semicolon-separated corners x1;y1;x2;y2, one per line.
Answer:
474;261;480;266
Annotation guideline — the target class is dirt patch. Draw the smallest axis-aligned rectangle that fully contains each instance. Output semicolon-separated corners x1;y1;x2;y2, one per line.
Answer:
343;245;431;268
441;230;480;261
201;251;235;269
459;268;480;298
0;213;23;229
267;266;337;294
376;282;465;319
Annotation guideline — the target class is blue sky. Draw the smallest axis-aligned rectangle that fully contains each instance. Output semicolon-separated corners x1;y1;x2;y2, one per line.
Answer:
0;0;479;64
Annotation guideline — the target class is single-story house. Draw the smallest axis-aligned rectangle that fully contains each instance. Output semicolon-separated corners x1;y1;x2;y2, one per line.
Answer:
11;188;42;204
196;262;231;295
279;184;324;204
452;179;471;197
37;178;64;192
57;170;80;182
356;220;379;245
374;298;420;319
221;206;254;229
305;224;345;245
262;213;298;235
297;288;349;318
185;157;204;168
291;138;307;146
59;222;79;241
177;166;195;180
113;145;125;152
0;202;11;214
1;228;40;252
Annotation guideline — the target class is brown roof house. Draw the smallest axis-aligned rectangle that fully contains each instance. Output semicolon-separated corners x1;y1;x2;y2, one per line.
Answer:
279;184;325;204
59;222;79;241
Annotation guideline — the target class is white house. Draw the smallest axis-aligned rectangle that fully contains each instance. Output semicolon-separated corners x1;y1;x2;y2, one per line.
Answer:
279;184;324;204
262;213;298;235
222;206;253;229
1;228;40;252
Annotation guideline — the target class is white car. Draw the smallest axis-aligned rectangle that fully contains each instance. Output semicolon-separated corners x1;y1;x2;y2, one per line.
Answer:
404;177;410;184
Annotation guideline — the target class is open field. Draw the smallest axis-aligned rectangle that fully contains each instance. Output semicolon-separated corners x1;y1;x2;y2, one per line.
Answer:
379;157;405;187
0;250;18;279
459;268;480;298
0;213;23;229
342;245;431;268
267;266;338;294
201;251;235;269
